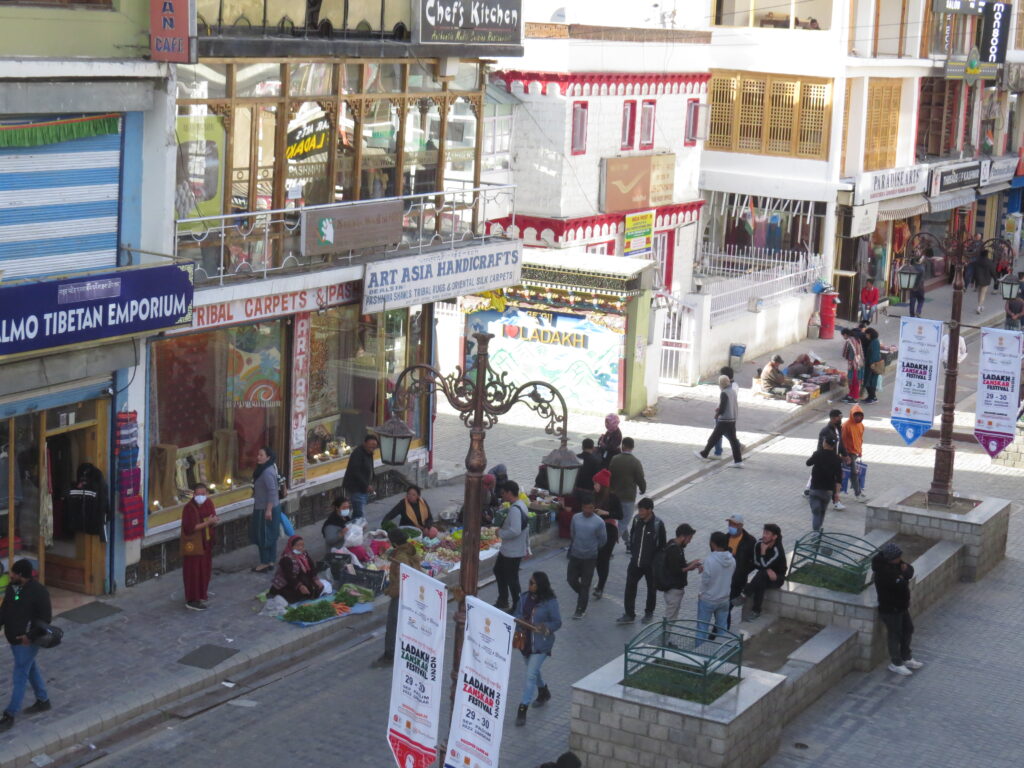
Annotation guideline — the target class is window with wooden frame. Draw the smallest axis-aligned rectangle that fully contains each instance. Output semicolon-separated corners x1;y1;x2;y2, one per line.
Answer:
639;100;656;149
684;98;708;146
1017;4;1024;49
621;100;636;149
916;78;959;159
864;78;901;172
705;70;832;159
571;101;588;155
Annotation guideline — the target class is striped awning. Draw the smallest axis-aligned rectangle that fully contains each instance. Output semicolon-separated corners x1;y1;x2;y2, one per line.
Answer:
877;194;929;221
977;182;1011;198
928;188;977;213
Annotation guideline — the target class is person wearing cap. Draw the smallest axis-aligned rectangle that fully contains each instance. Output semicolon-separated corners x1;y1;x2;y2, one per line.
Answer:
658;523;701;621
590;469;622;601
806;434;843;531
759;355;793;395
725;514;757;619
0;559;52;731
872;542;923;676
731;523;786;620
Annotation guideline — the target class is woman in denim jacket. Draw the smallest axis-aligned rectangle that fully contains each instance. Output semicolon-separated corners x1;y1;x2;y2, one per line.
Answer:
513;571;562;726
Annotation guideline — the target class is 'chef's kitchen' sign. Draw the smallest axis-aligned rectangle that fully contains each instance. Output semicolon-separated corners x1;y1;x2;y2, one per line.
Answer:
415;0;522;46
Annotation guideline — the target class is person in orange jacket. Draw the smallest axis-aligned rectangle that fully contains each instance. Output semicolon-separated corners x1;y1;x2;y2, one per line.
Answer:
840;404;869;502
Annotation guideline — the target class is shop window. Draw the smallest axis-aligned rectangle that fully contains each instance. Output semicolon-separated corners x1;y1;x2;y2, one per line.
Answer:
286;102;333;207
684;98;707;146
364;63;405;94
409;61;443;93
639;100;656;150
452;61;480;91
404;98;442;195
177;63;228;100
864;78;901;171
621;101;636;150
175;109;226;223
149;322;286;512
927;11;969;57
713;0;830;29
571;101;588;155
444;97;478;194
483;110;513;161
235;63;282;98
917;78;959;159
288;63;333;97
361;100;401;200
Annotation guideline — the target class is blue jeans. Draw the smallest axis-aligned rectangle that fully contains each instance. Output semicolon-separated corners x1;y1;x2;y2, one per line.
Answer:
521;652;549;706
619;501;636;536
909;292;925;317
696;598;730;643
7;643;48;715
348;491;369;520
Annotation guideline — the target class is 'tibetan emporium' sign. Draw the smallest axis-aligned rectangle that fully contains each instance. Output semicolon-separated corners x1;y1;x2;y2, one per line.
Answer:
415;0;522;46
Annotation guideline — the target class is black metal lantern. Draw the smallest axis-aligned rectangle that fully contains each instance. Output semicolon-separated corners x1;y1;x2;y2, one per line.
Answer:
541;442;582;497
999;274;1019;301
373;416;415;466
896;262;918;291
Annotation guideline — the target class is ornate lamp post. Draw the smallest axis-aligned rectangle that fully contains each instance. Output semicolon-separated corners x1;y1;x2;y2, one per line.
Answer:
374;331;579;701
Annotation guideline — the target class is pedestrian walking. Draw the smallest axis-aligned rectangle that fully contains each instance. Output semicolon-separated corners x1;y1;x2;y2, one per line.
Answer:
861;327;882;404
372;528;423;668
695;374;743;467
615;498;666;625
341;434;377;520
597;413;622;467
514;571;562;726
494;481;530;612
657;523;698;620
731;524;786;620
813;409;848;510
908;255;927;318
574;438;601;491
872;542;924;676
695;532;735;643
713;366;736;457
590;469;621;601
249;446;282;573
181;482;219;611
841;404;870;502
565;493;606;619
973;249;998;315
806;435;843;531
608;437;646;536
0;560;52;731
840;328;864;403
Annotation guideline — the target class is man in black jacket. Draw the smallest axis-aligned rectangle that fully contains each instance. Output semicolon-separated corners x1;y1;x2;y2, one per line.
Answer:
806;436;842;531
873;542;923;676
342;434;377;520
726;514;757;602
814;409;848;511
0;560;52;731
616;498;666;625
732;523;787;619
660;523;699;620
574;438;601;492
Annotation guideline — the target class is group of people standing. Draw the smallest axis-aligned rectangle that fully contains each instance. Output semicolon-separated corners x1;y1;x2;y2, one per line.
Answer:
839;323;882;405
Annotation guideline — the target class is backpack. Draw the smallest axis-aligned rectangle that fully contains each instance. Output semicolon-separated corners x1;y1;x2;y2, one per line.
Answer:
652;542;675;592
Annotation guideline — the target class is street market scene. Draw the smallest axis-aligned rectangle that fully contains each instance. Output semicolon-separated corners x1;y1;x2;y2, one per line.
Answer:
2;1;1024;767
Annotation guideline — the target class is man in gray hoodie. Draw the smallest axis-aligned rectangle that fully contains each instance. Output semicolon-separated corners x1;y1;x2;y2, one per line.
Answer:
494;481;530;612
696;531;736;643
696;375;743;467
566;493;607;619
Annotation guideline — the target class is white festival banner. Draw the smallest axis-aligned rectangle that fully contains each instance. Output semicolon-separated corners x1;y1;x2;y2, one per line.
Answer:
890;316;944;445
974;327;1024;458
444;596;515;768
387;564;448;768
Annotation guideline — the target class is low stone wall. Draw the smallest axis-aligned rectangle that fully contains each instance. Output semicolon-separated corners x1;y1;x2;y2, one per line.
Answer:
865;489;1009;581
776;625;858;721
571;659;788;768
993;422;1024;469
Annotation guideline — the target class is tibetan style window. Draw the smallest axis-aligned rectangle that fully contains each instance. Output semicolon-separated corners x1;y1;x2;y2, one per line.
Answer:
639;100;656;150
571;101;588;155
621;101;636;149
864;78;901;172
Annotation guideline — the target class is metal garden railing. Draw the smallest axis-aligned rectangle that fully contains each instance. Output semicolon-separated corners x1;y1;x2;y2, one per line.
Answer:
788;531;880;594
707;260;823;326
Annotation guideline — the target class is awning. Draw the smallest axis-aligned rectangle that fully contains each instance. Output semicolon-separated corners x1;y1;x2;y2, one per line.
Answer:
977;182;1011;198
876;194;929;221
928;188;977;213
1011;176;1024;189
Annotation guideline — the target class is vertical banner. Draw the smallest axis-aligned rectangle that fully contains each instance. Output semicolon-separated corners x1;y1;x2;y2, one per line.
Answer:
290;312;311;485
891;317;944;445
388;564;448;768
444;596;515;768
974;328;1024;457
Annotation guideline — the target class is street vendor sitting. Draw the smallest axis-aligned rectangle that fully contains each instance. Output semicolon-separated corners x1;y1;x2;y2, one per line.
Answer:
786;353;816;378
321;495;352;549
268;535;325;604
383;485;434;531
760;355;794;394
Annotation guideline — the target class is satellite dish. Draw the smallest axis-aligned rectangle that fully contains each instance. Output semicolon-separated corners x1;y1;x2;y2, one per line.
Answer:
551;7;566;22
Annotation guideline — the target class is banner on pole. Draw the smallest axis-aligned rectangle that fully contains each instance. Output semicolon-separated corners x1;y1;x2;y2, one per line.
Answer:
388;564;448;768
891;317;944;445
444;596;515;768
974;327;1024;457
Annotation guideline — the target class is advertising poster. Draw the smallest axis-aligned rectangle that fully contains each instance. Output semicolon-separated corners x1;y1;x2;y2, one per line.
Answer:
444;597;515;768
388;564;448;768
623;210;654;258
890;317;944;445
974;328;1024;458
466;307;624;414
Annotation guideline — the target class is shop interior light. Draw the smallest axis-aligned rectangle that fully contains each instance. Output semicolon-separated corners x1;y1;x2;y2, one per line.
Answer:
375;415;416;466
542;443;582;497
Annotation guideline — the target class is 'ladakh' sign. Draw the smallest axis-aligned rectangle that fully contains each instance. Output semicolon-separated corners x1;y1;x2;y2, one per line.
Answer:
503;324;588;348
415;0;522;46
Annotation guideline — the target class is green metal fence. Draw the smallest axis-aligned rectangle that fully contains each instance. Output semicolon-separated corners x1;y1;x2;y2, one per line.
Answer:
788;530;879;593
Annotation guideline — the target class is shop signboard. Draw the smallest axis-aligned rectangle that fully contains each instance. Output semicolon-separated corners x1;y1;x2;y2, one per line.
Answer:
929;161;982;196
974;327;1023;457
932;0;988;13
981;2;1011;64
849;203;879;237
190;281;359;331
945;47;997;84
388;565;448;768
362;241;522;313
0;264;194;358
286;116;331;161
853;165;928;204
290;312;311;485
623;210;655;258
890;317;944;445
149;0;195;63
414;0;522;46
980;154;1018;185
301;200;403;257
601;154;676;214
444;596;514;768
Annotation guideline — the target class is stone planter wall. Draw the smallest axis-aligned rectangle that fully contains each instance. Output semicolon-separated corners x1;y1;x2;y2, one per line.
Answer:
776;625;858;721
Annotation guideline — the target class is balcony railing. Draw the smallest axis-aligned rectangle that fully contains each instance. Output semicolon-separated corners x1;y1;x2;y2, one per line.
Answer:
175;183;517;287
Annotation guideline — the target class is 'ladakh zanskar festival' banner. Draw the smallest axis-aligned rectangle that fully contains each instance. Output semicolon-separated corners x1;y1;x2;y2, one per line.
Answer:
974;327;1024;458
891;317;943;445
444;597;514;768
388;565;448;768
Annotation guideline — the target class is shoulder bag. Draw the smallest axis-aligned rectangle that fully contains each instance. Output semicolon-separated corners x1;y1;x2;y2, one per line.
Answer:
870;360;885;374
181;529;205;556
32;621;64;649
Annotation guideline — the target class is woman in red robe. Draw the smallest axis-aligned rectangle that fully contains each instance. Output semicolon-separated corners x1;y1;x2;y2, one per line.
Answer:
268;535;325;604
181;483;219;611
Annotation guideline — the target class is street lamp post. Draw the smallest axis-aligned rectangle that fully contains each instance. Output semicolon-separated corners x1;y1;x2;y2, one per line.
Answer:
374;331;579;703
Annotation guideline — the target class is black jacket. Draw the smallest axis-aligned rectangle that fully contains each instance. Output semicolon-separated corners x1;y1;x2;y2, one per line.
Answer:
872;554;915;613
807;449;843;492
629;514;667;569
0;579;52;646
575;451;601;490
660;541;689;590
973;256;998;288
729;530;758;589
817;422;846;456
342;445;375;493
752;542;788;583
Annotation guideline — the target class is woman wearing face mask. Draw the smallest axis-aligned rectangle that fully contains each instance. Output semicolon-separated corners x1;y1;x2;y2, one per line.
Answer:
322;495;353;550
181;482;220;611
268;535;325;604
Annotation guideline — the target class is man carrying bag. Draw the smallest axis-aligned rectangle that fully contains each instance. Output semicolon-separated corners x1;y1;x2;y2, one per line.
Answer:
0;560;54;732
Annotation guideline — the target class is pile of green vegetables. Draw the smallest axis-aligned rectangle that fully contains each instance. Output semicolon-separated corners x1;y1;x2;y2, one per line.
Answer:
283;600;334;623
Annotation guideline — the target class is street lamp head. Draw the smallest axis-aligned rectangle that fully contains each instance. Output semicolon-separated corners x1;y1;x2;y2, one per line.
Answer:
542;442;582;497
374;415;416;466
897;262;918;291
999;274;1019;301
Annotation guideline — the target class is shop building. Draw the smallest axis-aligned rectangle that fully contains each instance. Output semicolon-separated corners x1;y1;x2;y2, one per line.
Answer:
135;0;525;581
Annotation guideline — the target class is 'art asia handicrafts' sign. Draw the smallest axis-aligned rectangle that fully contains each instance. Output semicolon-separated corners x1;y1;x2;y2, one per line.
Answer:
974;327;1024;457
891;317;944;445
